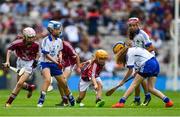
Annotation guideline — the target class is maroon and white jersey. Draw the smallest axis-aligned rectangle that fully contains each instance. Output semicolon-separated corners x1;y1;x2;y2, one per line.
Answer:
81;60;104;81
8;39;39;61
61;41;77;67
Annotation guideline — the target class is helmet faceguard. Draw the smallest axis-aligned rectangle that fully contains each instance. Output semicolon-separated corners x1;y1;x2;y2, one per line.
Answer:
23;27;36;41
47;20;63;37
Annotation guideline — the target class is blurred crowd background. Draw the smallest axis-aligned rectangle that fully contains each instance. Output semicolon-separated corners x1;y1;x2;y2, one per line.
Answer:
0;0;179;89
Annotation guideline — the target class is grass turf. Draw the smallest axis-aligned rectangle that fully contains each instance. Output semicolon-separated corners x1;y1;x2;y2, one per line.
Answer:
0;90;179;116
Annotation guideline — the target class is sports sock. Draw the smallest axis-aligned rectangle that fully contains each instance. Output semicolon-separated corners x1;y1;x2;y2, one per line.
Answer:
76;97;82;104
163;96;170;103
38;91;46;104
119;97;126;103
62;95;68;104
134;96;140;102
96;98;101;104
68;93;75;106
6;93;17;104
145;93;151;99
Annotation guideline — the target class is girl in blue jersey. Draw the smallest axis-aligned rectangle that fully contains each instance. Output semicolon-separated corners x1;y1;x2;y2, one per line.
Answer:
37;20;75;107
112;42;173;108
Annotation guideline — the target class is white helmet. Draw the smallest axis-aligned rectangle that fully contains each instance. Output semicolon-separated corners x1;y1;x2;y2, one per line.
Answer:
47;20;62;30
23;27;36;38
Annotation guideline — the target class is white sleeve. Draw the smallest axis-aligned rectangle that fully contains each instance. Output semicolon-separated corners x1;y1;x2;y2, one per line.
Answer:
41;39;50;54
141;31;152;47
126;51;134;68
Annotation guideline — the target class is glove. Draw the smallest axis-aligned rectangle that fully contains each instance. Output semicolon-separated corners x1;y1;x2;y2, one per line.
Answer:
32;60;38;68
58;63;63;69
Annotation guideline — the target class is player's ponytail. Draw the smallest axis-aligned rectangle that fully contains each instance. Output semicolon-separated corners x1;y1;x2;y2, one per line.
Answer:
116;47;128;64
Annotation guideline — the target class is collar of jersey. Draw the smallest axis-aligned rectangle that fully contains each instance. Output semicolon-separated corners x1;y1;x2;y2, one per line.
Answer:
48;34;58;41
135;29;140;35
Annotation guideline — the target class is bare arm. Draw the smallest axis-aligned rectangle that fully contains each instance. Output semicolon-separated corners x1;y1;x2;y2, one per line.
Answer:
75;54;81;68
119;68;133;85
146;44;155;52
58;51;62;63
45;54;59;64
91;77;98;90
80;59;91;68
4;50;12;67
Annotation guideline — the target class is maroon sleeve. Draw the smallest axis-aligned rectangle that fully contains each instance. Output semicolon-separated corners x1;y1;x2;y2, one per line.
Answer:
34;42;39;53
87;62;97;78
7;39;22;51
64;41;76;56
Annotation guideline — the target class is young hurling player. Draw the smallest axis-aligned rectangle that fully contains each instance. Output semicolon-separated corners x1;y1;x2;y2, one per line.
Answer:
111;42;173;108
4;27;39;107
55;40;81;106
37;20;75;107
76;49;108;107
126;17;155;106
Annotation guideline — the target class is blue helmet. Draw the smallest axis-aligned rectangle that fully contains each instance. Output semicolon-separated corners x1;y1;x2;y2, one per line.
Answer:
47;20;62;30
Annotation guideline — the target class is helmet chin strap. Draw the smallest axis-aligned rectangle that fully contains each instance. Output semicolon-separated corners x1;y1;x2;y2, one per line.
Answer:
23;36;33;45
52;31;61;38
51;34;59;39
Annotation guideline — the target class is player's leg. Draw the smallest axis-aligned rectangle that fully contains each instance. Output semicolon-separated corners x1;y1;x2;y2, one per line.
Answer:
37;68;51;107
147;77;173;107
76;79;91;107
47;77;53;92
16;59;36;98
95;78;105;107
17;75;36;98
76;91;86;107
56;83;68;106
56;67;72;106
141;80;151;106
112;74;143;108
131;84;141;106
5;72;30;107
17;75;31;90
55;75;75;106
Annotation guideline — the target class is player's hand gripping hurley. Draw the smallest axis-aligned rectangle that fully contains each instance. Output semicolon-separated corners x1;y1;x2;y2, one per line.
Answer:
105;76;134;96
2;63;25;76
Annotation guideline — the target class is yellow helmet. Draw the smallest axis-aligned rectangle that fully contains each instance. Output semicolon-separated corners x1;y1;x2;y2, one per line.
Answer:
95;49;108;60
112;41;125;54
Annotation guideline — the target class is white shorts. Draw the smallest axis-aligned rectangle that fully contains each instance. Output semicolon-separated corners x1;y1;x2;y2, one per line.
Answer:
79;77;103;92
16;58;34;74
63;65;75;72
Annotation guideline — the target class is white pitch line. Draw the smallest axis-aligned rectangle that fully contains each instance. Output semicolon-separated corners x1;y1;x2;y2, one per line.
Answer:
1;107;180;110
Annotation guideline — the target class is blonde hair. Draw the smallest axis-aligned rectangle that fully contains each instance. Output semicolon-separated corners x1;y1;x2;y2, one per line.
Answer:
115;47;128;64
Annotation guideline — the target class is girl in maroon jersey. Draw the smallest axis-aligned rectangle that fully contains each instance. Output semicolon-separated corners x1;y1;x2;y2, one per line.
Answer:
55;40;81;106
3;27;39;107
76;49;108;107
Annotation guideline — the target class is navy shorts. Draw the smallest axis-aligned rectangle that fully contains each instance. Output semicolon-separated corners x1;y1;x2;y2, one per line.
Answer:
138;57;160;78
40;62;62;76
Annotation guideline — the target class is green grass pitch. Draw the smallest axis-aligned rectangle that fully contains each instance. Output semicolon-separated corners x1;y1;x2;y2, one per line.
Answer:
0;90;179;116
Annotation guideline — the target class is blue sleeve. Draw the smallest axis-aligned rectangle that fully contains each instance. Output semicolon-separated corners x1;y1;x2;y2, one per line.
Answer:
127;65;134;68
41;50;49;54
145;42;152;48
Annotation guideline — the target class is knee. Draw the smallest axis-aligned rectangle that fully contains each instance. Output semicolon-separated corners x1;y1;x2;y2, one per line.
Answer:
131;83;138;89
44;78;51;84
98;84;103;90
148;86;154;92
